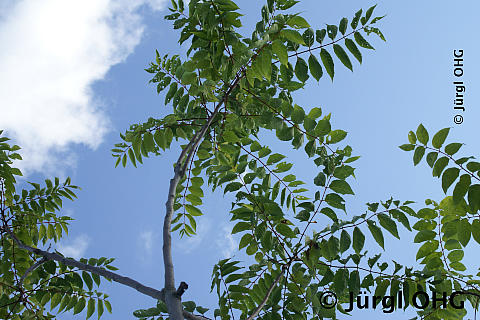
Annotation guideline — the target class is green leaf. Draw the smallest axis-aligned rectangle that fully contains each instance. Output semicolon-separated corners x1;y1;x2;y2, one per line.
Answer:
73;297;86;315
399;144;415;151
432;157;449;177
154;130;166;150
457;219;471;247
450;261;466;271
276;223;296;238
308;54;323;81
416;240;438;260
302;28;315;47
295;57;309;82
267;153;286;165
445;239;461;250
378;213;399;239
182;301;196;313
105;300;112;313
181;71;197;85
196;306;209;314
447;250;464;262
281;29;305;45
320;49;334;81
414;230;436;243
417;208;436;219
128;148;136;167
185;204;202;216
44;260;56;274
332;269;347;294
333;44;353;71
413;146;425;166
325;193;345;211
314;119;331;136
327;130;347;144
466;161;480;172
329;180;354;195
143;131;155;152
367;221;384;249
351;9;362;29
444;143;462;155
352;227;365;253
232;222;251;234
291;104;305;124
308;107;322;119
333;165;355;180
453;174;471;204
277;124;294;141
82;271;94;291
349;270;361;295
392;209;411;231
314;172;326;186
364;5;377;23
326;24;338;40
315;29;326;44
408;131;417;144
339;230;351;252
339;18;348;35
258;49;272;80
344;39;362;63
442;167;460;193
426;152;438;168
50;293;62;310
272;41;288;65
468;184;480;212
246;243;258;255
287;15;310;29
223;130;239;143
86;299;95;319
165;83;178;104
239;234;253;249
416;124;429;145
472;220;480;244
354;32;374;49
432;128;450;148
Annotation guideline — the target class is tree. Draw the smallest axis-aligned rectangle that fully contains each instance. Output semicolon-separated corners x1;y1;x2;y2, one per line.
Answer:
1;0;479;319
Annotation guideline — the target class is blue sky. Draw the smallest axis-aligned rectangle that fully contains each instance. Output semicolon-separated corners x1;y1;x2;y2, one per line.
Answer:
1;0;480;319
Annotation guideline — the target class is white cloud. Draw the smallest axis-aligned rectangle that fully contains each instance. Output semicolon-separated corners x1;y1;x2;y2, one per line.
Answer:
0;0;167;174
176;217;212;254
138;230;156;255
57;234;90;259
62;208;75;218
216;224;237;258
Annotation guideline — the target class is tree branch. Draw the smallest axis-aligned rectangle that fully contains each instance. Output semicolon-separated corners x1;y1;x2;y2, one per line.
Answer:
18;256;47;288
5;229;165;301
163;74;242;320
246;266;285;320
182;310;212;320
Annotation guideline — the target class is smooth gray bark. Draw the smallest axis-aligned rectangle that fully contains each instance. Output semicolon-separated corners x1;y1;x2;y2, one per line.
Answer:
162;74;242;320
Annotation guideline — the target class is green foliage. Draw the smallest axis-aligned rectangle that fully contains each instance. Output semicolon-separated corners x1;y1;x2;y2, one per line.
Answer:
132;1;480;319
399;124;480;319
10;0;480;319
0;131;115;319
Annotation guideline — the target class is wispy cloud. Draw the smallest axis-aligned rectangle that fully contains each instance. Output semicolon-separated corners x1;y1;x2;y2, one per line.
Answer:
174;217;237;258
176;217;212;254
216;224;237;258
0;0;167;175
62;208;75;218
57;234;90;260
138;230;156;259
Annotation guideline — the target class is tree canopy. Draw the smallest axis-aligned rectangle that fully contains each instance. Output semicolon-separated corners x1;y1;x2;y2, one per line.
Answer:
1;0;480;320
